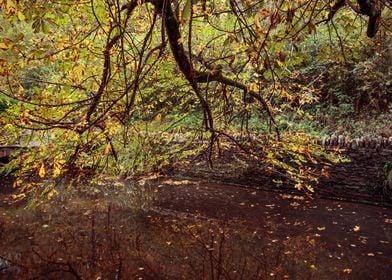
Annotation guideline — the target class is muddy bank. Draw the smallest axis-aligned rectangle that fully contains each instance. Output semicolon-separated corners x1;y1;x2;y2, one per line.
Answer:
167;143;392;206
318;146;392;204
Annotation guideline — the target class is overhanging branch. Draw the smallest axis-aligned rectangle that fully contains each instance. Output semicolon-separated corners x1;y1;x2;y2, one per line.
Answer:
149;0;279;136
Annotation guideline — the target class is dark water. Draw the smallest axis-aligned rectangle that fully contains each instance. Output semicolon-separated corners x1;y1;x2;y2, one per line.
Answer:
153;179;392;279
0;177;391;279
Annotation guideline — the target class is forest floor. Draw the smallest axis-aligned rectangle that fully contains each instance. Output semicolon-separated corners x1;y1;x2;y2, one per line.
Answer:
315;112;392;138
0;175;391;279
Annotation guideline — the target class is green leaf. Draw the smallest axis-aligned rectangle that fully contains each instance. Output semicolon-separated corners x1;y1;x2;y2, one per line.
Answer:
42;20;50;34
17;11;25;21
181;0;192;24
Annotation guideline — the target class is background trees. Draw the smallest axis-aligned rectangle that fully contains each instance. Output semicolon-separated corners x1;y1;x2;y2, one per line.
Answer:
0;0;391;195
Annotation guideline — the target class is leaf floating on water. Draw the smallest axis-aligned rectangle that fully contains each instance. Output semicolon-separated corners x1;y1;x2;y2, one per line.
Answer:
359;236;368;244
308;239;316;246
83;210;92;216
353;225;360;232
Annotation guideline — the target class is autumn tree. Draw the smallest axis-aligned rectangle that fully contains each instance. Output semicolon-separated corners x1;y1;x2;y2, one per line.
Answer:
0;0;390;195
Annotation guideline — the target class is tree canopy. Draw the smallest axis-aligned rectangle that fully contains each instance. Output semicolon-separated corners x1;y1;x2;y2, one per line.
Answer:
0;0;391;196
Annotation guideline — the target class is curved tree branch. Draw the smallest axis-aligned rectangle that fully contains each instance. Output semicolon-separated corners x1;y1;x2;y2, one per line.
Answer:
148;0;279;137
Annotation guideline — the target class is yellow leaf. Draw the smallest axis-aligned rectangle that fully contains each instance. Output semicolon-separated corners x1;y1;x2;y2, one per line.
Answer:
6;0;17;15
11;193;26;200
308;238;316;246
13;179;22;188
0;42;9;50
17;11;25;21
39;162;46;178
254;12;262;33
104;143;111;154
47;189;58;200
53;162;62;177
